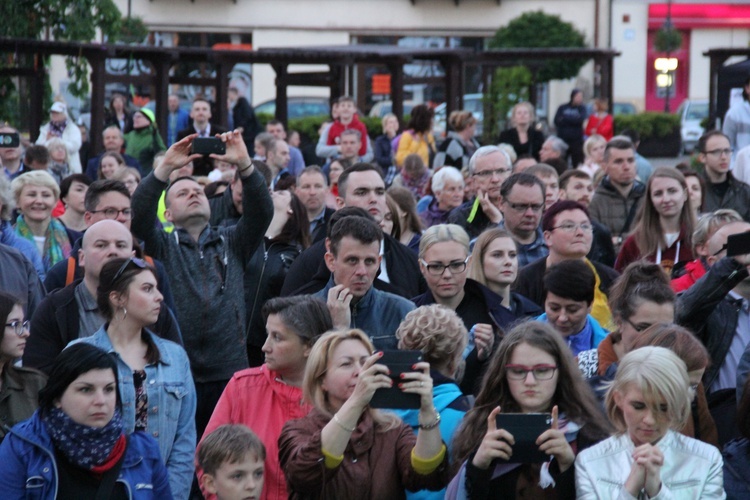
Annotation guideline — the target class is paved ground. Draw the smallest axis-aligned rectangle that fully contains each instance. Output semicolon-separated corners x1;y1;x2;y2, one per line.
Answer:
649;155;692;169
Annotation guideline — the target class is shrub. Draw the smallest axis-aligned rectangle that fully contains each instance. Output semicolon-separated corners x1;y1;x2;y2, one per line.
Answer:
614;112;680;139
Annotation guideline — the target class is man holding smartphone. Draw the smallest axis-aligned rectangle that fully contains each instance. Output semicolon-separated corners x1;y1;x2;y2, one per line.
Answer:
131;130;273;437
0;124;25;180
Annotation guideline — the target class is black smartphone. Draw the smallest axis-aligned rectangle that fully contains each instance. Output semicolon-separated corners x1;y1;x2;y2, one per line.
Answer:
191;137;226;156
369;350;423;409
494;413;552;463
726;231;750;257
0;132;20;148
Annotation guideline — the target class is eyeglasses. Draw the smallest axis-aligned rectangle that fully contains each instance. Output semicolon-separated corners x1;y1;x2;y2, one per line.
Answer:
89;207;133;220
504;201;544;212
704;148;733;157
552;222;593;233
625;318;653;334
112;257;148;283
4;320;30;336
420;257;469;276
505;364;558;380
473;167;511;179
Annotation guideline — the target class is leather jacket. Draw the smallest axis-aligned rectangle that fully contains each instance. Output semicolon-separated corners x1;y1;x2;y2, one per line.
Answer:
575;431;724;499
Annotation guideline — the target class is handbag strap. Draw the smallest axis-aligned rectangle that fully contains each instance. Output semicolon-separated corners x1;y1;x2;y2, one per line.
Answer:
94;435;128;500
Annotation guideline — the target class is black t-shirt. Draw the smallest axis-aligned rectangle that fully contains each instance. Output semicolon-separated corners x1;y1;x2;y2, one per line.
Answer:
55;448;128;500
711;178;731;200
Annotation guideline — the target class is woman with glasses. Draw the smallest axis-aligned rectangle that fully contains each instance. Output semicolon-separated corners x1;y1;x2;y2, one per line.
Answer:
576;346;724;499
0;291;46;443
595;261;675;378
11;171;80;278
69;257;196;499
414;224;533;394
447;321;611;499
615;167;695;275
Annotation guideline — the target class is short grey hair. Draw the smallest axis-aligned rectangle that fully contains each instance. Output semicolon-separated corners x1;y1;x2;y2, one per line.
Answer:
102;125;123;139
431;166;464;193
545;136;568;155
340;129;362;141
0;175;14;220
468;145;509;175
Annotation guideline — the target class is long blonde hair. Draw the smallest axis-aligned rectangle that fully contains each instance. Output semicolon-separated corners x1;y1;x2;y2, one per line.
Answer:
302;329;401;431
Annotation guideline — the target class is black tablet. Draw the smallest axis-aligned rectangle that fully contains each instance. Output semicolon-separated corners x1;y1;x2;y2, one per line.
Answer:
494;413;552;463
369;350;422;409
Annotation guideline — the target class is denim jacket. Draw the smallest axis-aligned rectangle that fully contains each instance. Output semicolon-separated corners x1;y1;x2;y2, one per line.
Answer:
0;410;173;499
70;326;196;500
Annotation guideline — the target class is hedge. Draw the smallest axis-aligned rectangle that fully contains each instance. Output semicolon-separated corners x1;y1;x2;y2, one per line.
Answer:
257;113;385;143
613;112;680;139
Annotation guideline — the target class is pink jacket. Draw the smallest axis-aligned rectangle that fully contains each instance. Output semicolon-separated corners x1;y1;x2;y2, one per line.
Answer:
198;365;312;500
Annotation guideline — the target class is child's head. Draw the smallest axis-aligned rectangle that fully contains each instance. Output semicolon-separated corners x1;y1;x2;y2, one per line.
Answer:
198;425;266;500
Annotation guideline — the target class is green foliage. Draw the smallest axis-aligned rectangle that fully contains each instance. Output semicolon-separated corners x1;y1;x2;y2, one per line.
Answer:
654;26;683;53
614;112;680;139
489;11;588;83
0;0;123;98
117;17;149;45
258;113;382;143
483;66;532;142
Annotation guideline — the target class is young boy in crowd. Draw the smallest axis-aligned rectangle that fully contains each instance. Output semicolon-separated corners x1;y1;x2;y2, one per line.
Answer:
198;425;266;500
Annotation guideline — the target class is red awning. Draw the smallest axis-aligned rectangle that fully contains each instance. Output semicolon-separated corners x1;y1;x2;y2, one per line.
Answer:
648;3;750;29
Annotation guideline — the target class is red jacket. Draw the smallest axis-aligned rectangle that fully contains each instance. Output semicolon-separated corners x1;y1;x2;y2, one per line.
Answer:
614;229;693;276
326;115;368;157
198;365;312;500
671;258;708;293
585;114;614;141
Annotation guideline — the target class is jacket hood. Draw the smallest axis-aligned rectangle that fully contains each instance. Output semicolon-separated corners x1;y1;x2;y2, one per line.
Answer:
396;377;464;427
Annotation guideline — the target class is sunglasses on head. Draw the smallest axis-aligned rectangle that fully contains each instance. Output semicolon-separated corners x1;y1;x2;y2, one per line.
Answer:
112;257;148;282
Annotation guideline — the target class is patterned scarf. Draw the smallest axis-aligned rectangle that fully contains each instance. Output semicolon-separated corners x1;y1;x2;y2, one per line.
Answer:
15;215;73;270
42;407;124;470
399;168;431;199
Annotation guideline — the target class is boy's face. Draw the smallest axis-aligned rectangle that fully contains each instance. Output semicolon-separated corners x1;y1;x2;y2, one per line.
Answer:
203;454;265;500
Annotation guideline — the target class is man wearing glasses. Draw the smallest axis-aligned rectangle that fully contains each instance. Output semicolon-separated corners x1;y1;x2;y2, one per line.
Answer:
678;220;750;443
515;200;619;329
448;146;512;239
699;130;750;222
496;173;548;268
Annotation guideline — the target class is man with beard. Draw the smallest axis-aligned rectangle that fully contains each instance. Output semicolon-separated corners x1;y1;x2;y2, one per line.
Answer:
588;137;646;250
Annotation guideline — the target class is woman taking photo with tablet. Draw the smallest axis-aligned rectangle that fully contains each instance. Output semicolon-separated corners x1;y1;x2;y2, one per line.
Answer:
576;346;724;499
447;321;610;499
72;257;196;499
0;343;172;498
279;328;449;498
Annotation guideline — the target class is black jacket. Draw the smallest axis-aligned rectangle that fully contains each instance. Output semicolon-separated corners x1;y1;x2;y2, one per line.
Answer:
373;134;393;171
702;171;750;222
232;96;262;149
280;234;426;299
413;279;541;395
676;257;749;390
514;257;620;309
24;280;183;375
447;198;494;240
245;238;302;348
310;207;336;244
208;185;241;228
497;127;545;161
590;220;617;268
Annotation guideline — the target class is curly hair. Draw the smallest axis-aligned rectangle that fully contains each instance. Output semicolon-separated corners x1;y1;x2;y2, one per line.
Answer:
396;305;467;376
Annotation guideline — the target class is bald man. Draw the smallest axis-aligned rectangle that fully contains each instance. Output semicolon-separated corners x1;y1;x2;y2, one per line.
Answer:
677;220;750;444
25;220;183;374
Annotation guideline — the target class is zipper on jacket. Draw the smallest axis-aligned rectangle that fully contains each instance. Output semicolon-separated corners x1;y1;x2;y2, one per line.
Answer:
247;240;270;339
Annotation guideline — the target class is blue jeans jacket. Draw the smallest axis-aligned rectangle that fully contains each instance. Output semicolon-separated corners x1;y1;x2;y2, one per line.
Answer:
70;326;196;500
0;410;173;499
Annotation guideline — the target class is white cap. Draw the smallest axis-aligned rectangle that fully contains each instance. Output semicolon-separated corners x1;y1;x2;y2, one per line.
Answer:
50;102;67;114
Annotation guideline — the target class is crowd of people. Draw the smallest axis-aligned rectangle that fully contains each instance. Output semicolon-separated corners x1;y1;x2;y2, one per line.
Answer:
1;90;750;499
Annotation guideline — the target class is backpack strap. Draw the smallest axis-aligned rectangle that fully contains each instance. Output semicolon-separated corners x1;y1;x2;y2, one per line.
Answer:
65;257;76;286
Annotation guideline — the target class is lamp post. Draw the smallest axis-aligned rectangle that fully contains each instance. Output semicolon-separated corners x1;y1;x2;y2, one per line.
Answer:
664;0;673;112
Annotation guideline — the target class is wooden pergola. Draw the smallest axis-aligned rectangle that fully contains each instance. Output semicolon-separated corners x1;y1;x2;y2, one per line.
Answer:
0;37;618;153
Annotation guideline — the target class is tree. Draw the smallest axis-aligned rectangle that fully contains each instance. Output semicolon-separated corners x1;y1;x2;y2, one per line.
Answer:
0;0;122;99
489;10;588;83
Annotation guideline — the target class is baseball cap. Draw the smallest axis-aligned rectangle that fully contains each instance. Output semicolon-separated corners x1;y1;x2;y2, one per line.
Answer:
50;102;67;114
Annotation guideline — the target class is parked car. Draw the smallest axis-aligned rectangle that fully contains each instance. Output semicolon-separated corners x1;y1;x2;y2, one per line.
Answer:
676;99;708;153
433;93;485;138
253;96;330;119
368;100;418;119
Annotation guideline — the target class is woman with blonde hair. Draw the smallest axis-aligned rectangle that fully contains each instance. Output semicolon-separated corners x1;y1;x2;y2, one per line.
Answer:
498;102;546;161
46;137;71;184
388;185;424;252
579;134;606;178
113;166;142;195
433;110;480;169
11;171;78;276
279;328;449;498
576;346;724;499
615;167;695;275
393;304;472;500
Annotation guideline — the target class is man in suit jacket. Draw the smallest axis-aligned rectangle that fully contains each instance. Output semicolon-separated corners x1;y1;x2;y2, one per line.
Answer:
176;97;227;176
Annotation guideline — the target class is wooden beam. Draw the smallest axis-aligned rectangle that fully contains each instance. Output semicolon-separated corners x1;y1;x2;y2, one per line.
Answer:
273;64;289;125
88;53;107;154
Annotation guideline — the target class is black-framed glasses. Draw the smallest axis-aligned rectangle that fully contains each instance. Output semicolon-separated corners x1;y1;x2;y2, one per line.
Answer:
420;257;469;276
113;257;148;283
473;167;511;179
5;320;30;337
505;364;558;380
89;207;133;220
552;222;593;233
